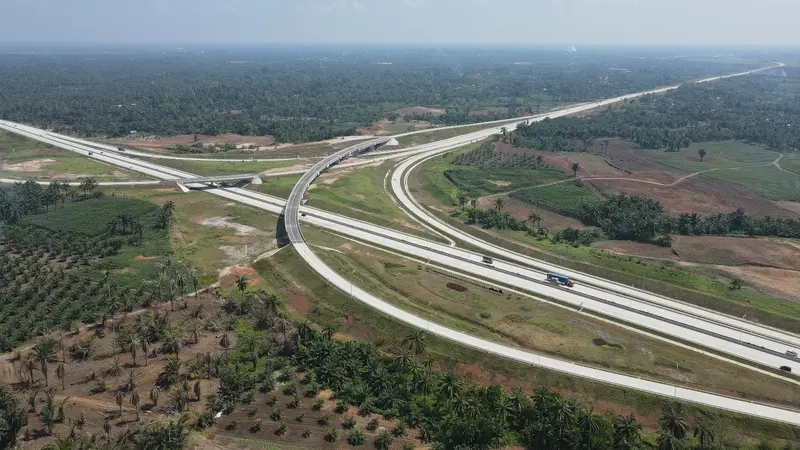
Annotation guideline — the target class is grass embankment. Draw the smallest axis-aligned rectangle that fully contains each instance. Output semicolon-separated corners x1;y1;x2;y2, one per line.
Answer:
254;241;800;448
250;174;304;199
0;131;145;181
140;157;305;177
414;151;800;333
304;162;442;240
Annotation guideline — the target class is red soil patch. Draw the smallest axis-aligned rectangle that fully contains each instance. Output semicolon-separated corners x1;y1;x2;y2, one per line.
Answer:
219;266;261;287
190;216;207;224
134;255;157;260
594;241;680;261
446;282;467;292
290;294;314;316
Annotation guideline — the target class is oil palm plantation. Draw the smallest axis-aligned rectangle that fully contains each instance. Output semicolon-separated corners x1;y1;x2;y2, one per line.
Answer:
31;338;59;386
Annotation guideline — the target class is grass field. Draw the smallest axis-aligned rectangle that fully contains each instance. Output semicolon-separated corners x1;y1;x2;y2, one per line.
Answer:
138;157;306;177
703;164;800;201
444;167;566;198
778;151;800;175
251;174;305;199
651;140;779;173
24;197;159;235
253;235;800;447
0;131;146;181
305;162;443;239
511;180;602;218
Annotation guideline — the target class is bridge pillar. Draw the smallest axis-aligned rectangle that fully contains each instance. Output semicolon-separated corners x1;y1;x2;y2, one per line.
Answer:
251;176;263;185
176;183;190;193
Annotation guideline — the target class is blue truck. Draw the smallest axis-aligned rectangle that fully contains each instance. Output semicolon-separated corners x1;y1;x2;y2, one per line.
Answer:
546;272;575;287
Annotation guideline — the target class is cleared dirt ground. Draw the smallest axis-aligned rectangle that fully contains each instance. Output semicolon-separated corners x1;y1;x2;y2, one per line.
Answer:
671;236;800;269
594;240;681;261
586;175;798;218
714;266;800;302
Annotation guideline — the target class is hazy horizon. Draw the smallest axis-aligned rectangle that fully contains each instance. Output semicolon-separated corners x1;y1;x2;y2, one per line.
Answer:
1;0;800;46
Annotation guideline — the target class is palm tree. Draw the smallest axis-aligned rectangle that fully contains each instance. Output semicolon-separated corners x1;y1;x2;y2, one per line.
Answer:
571;162;580;176
659;405;688;439
402;330;427;356
114;328;139;366
693;422;715;449
161;327;183;358
149;386;160;407
612;414;642;449
187;265;200;299
235;275;249;300
656;431;684;450
130;389;141;421
162;200;176;216
31;338;58;387
374;430;393;450
115;391;124;417
438;372;462;404
55;363;66;391
159;358;182;386
456;191;468;209
527;211;542;230
219;331;232;357
500;127;508;143
698;148;707;162
493;197;505;212
323;323;337;341
193;380;202;402
240;331;259;370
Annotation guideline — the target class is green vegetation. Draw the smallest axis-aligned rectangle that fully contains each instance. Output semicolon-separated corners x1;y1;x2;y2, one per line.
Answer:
652;140;779;172
253;245;799;448
0;49;756;143
511;72;800;152
0;184;200;350
140;157;303;177
252;174;304;199
0;131;144;181
704;165;800;201
511;180;602;218
305;163;440;239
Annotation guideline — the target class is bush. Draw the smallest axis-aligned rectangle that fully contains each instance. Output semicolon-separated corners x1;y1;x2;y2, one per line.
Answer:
318;413;331;426
250;419;263;433
479;311;492;319
348;429;366;446
275;422;287;436
343;416;357;429
325;428;339;442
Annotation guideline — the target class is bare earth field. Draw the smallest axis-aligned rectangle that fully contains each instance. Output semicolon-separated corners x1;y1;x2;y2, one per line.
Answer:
586;176;797;218
115;133;276;150
393;106;446;116
594;240;681;261
671;236;800;269
715;266;800;302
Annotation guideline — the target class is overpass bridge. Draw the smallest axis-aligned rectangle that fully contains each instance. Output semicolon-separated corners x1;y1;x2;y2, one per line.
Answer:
284;137;393;243
171;173;263;192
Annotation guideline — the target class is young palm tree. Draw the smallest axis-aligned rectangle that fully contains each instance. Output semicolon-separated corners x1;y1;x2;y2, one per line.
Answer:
493;197;505;212
693;422;715;449
130;389;141;421
31;338;58;387
235;275;249;300
698;148;707;162
149;386;160;407
159;358;182;386
571;162;580;176
401;330;427;356
323;323;337;341
114;328;139;366
115;391;124;417
161;327;183;358
55;363;66;391
527;211;542;230
659;405;688;439
219;331;232;357
239;332;259;370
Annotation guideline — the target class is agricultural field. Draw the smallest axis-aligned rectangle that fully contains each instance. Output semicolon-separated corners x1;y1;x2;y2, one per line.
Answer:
0;131;145;181
702;164;800;202
510;180;602;219
648;140;780;172
0;195;180;351
444;167;565;198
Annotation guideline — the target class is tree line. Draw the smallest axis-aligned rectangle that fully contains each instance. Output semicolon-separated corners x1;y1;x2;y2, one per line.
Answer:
0;49;758;143
510;69;800;153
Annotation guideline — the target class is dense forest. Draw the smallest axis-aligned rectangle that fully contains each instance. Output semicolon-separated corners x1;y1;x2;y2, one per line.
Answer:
512;67;800;152
0;47;761;142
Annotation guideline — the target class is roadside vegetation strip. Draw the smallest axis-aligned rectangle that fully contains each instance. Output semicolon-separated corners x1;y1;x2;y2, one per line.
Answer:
294;241;800;426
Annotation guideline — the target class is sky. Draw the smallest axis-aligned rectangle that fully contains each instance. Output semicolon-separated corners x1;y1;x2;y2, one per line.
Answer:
1;0;799;46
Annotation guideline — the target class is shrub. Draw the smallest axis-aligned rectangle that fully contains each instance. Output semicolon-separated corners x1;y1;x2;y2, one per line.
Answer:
348;429;366;446
250;419;263;433
318;413;331;426
343;416;357;429
325;428;339;442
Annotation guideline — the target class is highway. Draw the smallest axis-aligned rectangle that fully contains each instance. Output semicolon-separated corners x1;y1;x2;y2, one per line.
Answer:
4;63;800;425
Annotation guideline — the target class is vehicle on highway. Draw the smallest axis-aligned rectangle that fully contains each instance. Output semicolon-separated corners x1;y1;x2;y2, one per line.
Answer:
780;365;792;372
117;146;125;152
547;272;575;287
787;350;798;358
482;256;493;264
